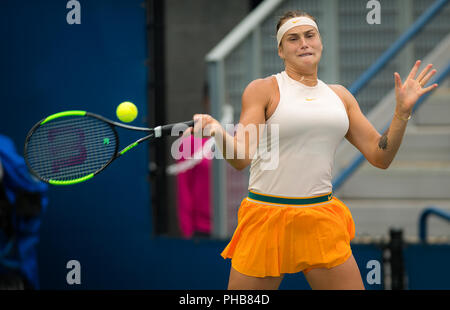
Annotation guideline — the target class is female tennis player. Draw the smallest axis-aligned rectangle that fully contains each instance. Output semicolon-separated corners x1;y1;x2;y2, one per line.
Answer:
186;10;438;290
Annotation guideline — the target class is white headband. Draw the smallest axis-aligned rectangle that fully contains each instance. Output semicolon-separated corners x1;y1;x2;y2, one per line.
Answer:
276;16;319;46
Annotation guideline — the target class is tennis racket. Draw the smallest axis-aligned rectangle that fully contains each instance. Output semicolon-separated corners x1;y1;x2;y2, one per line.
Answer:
24;110;194;185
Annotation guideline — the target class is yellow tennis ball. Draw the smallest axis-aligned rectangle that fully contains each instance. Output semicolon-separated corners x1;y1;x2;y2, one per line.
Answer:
116;101;138;123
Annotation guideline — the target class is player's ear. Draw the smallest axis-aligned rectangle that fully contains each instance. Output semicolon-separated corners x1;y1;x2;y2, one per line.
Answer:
278;44;284;60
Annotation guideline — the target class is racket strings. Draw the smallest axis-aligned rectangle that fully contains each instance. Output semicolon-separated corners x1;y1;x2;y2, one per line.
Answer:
25;116;117;181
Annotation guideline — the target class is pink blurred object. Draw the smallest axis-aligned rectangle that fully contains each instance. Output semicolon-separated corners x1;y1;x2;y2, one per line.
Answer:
175;135;212;238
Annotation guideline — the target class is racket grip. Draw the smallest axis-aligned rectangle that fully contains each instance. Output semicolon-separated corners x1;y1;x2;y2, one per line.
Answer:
155;120;195;137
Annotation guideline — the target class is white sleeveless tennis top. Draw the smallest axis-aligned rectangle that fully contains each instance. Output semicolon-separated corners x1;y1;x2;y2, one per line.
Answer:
248;71;349;197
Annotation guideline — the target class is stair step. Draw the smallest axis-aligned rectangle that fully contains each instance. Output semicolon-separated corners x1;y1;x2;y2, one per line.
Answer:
336;88;450;238
414;90;450;126
340;198;450;238
336;160;450;199
397;125;450;161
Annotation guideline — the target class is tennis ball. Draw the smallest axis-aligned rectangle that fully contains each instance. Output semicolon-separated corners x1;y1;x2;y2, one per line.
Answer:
116;101;138;123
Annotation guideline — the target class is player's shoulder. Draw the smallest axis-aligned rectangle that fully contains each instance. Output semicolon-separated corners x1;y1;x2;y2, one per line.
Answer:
241;77;277;110
327;84;354;112
328;83;348;95
243;76;278;97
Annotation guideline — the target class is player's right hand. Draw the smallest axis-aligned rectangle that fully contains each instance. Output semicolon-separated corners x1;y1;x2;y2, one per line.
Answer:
182;114;222;138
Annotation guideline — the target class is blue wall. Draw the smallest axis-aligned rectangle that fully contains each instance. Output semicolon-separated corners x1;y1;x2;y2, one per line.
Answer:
0;0;151;289
404;244;450;290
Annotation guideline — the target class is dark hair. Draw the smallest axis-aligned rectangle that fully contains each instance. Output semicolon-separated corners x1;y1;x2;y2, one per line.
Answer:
276;10;318;33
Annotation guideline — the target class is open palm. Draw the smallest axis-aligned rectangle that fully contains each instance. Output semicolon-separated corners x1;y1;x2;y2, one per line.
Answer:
394;60;438;114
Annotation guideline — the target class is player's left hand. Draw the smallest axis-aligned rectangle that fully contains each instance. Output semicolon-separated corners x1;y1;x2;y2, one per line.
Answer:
394;60;438;118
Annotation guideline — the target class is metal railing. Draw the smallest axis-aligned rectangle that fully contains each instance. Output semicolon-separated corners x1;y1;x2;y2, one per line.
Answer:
419;207;450;243
349;0;449;96
333;0;449;191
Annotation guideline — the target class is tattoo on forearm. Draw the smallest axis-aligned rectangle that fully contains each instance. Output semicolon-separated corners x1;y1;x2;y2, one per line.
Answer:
378;129;389;150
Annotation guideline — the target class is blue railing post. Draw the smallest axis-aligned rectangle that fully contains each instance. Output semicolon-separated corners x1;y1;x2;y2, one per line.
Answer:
419;207;450;243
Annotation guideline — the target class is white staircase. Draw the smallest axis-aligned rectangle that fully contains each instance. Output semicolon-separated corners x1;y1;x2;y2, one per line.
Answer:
336;86;450;239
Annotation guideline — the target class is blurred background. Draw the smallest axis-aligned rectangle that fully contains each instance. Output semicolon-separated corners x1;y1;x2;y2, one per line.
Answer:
0;0;449;290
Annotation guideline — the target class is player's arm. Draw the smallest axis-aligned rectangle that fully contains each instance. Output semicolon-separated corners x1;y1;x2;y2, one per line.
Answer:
329;84;388;169
190;78;269;171
331;62;438;170
232;78;271;170
213;78;269;170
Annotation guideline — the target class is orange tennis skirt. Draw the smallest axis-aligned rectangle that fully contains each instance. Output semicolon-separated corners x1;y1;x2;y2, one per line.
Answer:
221;190;355;278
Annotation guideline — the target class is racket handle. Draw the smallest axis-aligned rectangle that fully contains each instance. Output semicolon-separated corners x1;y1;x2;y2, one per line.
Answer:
154;120;195;137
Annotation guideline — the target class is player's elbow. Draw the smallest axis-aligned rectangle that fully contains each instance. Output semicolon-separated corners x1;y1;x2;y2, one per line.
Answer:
372;143;390;169
381;160;391;169
232;159;251;171
234;164;246;171
372;157;390;170
377;162;390;170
